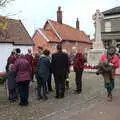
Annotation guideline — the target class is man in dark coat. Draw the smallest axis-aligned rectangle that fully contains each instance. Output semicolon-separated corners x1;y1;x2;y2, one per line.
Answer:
52;44;69;99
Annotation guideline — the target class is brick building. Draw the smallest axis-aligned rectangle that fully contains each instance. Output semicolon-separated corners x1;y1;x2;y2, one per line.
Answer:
32;7;92;54
101;6;120;52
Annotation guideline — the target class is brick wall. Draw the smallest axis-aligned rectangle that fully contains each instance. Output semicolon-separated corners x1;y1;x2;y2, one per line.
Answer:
32;31;50;54
62;41;92;53
32;31;92;54
48;41;92;54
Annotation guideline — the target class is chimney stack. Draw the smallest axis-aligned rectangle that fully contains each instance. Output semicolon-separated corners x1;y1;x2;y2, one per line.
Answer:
57;6;62;24
76;18;80;30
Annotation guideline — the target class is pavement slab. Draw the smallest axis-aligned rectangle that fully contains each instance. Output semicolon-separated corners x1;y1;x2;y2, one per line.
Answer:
0;72;120;120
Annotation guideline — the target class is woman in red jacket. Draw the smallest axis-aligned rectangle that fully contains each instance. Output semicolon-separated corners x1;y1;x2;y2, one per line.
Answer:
14;54;32;106
73;51;86;94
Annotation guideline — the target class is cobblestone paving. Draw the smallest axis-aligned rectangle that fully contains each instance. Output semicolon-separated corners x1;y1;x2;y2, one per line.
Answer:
0;72;120;120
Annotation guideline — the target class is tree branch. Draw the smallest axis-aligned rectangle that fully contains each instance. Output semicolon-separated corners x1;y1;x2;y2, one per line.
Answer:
0;0;14;7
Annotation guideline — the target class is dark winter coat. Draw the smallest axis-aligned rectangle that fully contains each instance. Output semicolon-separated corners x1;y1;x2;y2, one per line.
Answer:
37;55;50;81
51;51;69;76
14;56;32;83
96;61;113;83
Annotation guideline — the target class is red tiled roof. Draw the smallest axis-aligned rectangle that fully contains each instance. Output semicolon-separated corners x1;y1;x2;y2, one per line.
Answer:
0;16;34;45
46;20;92;43
33;19;92;45
40;29;60;43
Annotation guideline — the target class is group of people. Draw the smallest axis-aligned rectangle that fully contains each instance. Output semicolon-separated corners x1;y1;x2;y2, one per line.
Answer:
4;48;32;106
3;44;120;106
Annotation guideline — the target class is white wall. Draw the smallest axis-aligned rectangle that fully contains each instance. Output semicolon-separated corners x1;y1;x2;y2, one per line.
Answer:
0;43;33;72
0;43;13;72
13;45;32;54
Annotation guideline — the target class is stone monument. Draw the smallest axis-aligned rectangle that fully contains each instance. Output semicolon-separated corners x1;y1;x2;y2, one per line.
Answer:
87;9;105;65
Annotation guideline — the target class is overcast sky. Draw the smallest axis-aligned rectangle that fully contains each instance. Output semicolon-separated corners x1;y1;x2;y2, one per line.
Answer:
0;0;120;38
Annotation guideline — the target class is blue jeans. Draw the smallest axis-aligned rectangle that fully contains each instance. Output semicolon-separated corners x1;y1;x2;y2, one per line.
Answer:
105;79;114;90
37;76;47;98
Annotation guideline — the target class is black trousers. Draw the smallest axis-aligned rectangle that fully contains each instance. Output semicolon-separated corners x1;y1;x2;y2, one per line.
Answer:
75;69;83;92
18;80;30;105
8;88;17;101
54;74;65;97
47;73;53;91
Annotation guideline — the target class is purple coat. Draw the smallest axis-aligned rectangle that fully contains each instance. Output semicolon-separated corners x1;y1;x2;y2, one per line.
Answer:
14;56;32;83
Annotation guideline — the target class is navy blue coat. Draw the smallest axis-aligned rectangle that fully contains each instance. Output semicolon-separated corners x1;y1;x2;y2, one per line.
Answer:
37;55;50;81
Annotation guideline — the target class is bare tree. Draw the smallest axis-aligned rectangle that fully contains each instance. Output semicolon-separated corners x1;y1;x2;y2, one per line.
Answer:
0;0;14;7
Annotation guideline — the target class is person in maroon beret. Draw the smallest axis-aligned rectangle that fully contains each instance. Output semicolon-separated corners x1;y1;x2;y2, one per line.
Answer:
25;49;34;81
6;50;16;72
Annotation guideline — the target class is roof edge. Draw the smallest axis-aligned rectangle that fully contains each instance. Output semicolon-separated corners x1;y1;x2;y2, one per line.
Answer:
38;29;50;42
48;20;62;41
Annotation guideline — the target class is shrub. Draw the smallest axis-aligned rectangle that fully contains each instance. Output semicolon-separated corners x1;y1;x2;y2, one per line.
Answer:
0;72;5;84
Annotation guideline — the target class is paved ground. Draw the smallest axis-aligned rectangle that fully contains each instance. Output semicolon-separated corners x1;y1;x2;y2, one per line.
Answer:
0;72;120;120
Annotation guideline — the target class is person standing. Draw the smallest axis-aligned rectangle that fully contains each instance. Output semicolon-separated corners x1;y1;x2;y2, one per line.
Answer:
47;54;53;92
73;50;86;94
98;46;119;101
6;50;16;72
52;44;69;99
4;64;17;102
36;49;50;100
14;54;32;106
25;49;34;81
33;53;40;81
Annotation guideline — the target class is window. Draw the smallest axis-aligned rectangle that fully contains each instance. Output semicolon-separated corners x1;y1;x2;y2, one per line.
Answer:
105;21;111;32
52;44;56;48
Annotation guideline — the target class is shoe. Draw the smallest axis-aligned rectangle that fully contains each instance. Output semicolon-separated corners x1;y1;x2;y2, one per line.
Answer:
19;103;25;106
77;90;82;94
107;94;112;102
55;95;60;99
48;89;54;92
74;90;81;94
9;99;15;103
19;102;29;106
12;99;17;102
37;96;43;100
60;95;64;99
43;96;48;100
24;103;29;106
107;96;112;102
19;103;22;106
